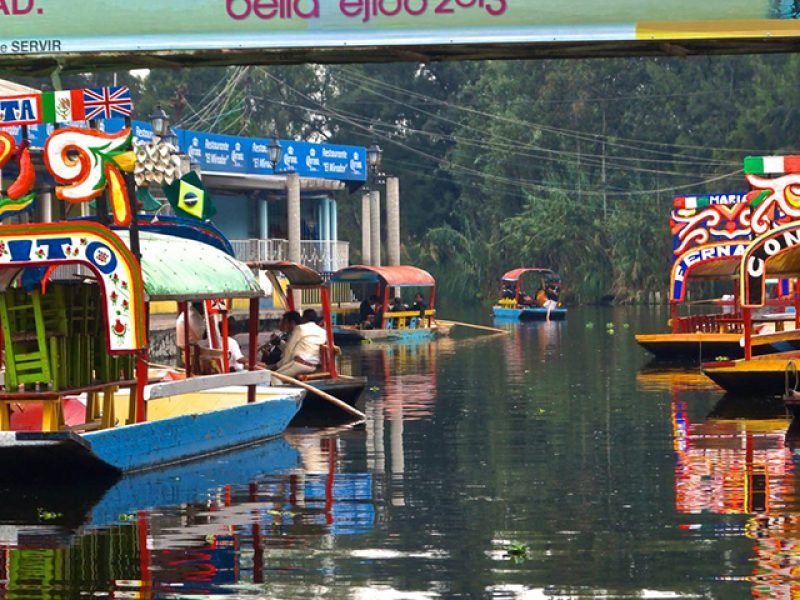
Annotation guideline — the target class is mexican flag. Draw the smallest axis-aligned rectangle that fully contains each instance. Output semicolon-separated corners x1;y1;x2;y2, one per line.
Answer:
40;90;86;124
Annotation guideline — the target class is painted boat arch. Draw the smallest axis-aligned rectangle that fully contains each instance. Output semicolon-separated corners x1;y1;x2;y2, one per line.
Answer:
0;222;146;354
742;222;800;308
669;242;746;304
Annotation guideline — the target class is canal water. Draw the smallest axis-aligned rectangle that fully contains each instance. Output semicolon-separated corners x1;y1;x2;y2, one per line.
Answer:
0;306;796;598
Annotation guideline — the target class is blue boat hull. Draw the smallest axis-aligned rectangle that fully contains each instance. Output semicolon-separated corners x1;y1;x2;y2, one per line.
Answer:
492;306;567;321
0;395;302;478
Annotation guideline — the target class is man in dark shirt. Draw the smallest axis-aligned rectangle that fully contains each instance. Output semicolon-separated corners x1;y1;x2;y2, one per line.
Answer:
360;294;380;328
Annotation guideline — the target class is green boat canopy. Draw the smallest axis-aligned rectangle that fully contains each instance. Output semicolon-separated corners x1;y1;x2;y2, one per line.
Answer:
120;231;264;301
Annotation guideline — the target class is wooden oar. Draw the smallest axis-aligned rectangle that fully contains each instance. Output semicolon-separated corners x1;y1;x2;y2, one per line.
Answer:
436;319;509;335
270;371;366;419
147;362;365;419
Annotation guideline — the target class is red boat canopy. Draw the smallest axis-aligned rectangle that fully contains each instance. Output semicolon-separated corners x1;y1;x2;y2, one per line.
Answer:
332;265;436;287
248;261;325;288
501;268;559;283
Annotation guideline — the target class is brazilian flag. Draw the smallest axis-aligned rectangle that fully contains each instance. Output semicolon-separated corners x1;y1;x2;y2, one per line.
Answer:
164;172;216;221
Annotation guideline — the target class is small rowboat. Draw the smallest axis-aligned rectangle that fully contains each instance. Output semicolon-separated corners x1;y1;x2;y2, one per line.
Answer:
491;268;566;321
330;265;443;344
248;260;367;422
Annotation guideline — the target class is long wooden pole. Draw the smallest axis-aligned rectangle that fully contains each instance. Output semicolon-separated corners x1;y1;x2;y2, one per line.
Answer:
270;371;366;419
435;319;509;335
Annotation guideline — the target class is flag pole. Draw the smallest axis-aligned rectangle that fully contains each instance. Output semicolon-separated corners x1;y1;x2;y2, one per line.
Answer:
124;116;141;261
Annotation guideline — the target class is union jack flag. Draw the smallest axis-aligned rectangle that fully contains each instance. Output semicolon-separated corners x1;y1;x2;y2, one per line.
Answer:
82;86;133;120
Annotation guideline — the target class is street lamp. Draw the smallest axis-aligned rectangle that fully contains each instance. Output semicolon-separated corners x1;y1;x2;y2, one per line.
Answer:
267;136;282;171
367;142;383;175
149;105;170;138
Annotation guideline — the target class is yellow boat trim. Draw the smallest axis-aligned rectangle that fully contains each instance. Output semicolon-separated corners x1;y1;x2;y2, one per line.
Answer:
636;20;800;41
635;333;739;343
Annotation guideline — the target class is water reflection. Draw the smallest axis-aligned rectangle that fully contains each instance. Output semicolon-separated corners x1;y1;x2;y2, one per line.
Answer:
669;390;800;596
498;321;565;383
359;342;440;509
0;424;385;598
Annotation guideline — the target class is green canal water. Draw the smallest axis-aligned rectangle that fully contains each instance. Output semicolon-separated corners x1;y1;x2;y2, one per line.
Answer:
0;306;797;598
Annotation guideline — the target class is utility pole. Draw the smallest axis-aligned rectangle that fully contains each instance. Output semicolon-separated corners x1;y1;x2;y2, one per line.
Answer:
601;107;607;220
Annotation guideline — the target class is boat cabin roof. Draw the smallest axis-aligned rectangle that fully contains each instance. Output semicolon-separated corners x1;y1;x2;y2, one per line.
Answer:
248;261;325;288
501;268;559;283
332;265;436;288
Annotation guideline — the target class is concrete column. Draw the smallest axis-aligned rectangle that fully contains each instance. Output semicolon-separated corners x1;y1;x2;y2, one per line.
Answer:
331;199;338;242
40;190;53;223
259;197;269;239
323;197;333;272
287;173;301;264
386;176;400;266
361;192;371;265
370;189;381;267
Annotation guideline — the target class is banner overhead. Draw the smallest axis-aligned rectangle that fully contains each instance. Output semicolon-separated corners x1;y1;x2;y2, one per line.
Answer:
0;0;800;63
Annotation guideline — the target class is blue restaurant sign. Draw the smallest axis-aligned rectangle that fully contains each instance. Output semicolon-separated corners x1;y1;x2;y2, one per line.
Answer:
5;119;367;182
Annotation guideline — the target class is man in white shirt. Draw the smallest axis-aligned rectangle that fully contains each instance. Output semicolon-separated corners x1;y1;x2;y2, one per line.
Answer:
176;302;205;349
273;310;327;383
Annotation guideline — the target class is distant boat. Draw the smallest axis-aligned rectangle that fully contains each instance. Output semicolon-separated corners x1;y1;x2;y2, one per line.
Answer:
330;265;445;344
247;260;367;423
491;268;566;321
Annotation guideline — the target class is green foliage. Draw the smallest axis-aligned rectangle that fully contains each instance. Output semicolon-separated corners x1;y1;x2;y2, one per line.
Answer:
20;54;795;303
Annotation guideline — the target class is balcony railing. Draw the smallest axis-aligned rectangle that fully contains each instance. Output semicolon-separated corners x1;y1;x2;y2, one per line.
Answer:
231;239;288;263
231;239;350;273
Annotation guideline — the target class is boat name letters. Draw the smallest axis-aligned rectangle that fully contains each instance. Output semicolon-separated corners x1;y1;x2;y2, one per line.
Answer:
5;237;117;273
671;243;746;302
744;228;800;305
674;244;745;282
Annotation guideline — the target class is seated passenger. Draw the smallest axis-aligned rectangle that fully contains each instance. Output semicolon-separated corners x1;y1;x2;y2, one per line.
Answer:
544;283;560;309
302;307;323;325
501;283;515;299
411;292;427;315
520;293;536;307
262;314;290;368
176;301;205;349
390;297;407;312
227;336;246;372
273;310;327;383
360;294;378;328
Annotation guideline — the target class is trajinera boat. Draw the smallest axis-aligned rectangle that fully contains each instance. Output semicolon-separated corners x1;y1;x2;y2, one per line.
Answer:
329;265;442;344
492;268;566;321
248;261;367;420
635;241;798;361
636;190;795;361
701;221;800;399
0;222;304;479
0;120;303;480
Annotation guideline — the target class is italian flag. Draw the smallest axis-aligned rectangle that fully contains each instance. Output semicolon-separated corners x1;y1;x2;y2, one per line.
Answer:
744;155;800;175
40;90;85;124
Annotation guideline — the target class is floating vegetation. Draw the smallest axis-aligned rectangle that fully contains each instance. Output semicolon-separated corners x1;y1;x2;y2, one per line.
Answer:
36;508;63;521
505;542;531;563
